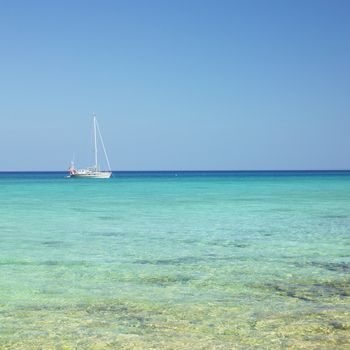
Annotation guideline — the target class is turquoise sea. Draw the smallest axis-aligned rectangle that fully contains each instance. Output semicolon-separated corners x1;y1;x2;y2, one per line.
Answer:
0;171;349;349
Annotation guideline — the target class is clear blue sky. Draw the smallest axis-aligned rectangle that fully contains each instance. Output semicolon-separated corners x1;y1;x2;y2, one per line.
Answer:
1;0;349;170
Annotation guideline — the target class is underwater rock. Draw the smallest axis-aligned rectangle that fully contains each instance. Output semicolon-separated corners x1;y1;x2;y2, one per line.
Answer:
321;215;348;219
134;256;203;265
262;279;350;301
98;216;116;220
41;241;64;246
293;261;350;273
329;321;347;330
98;231;124;237
139;275;192;286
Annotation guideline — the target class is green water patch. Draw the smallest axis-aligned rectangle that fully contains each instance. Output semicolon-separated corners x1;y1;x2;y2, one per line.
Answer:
134;254;235;266
134;256;203;265
71;207;100;213
275;207;295;212
112;273;194;286
133;253;241;266
0;260;89;267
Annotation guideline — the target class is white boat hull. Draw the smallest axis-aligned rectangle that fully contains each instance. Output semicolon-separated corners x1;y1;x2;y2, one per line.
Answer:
69;172;112;179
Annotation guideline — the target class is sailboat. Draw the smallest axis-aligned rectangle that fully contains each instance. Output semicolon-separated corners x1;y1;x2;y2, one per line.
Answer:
67;115;112;178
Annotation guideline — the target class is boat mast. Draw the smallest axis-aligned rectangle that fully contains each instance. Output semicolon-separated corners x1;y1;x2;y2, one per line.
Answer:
96;119;112;172
93;114;98;170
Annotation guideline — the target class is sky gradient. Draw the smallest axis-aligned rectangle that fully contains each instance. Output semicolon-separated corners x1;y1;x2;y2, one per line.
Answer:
1;0;349;171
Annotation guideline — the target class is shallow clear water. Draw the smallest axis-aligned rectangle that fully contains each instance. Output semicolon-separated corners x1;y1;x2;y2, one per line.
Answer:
0;171;349;349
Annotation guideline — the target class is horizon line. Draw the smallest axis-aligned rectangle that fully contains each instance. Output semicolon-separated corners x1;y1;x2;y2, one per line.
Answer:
1;169;350;173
